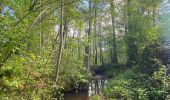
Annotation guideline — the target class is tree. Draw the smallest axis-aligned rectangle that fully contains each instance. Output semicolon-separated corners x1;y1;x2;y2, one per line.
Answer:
84;0;92;70
110;0;118;64
54;0;64;82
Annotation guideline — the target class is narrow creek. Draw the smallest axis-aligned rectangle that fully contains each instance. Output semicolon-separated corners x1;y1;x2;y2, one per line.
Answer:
64;75;108;100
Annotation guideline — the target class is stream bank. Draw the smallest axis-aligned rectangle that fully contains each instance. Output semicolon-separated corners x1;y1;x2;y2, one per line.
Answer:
63;64;126;100
64;74;109;100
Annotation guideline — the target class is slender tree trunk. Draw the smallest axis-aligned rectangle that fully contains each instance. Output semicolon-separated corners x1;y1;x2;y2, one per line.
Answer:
78;33;81;59
125;0;138;67
84;0;92;70
94;1;98;65
55;0;64;83
0;3;3;14
40;25;44;56
110;1;118;64
40;0;44;57
99;22;103;64
110;45;113;62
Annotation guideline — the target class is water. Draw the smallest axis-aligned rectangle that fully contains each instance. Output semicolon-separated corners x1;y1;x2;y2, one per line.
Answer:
89;77;108;96
64;91;89;100
64;76;108;100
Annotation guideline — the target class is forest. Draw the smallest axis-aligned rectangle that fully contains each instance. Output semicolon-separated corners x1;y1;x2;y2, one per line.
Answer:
0;0;170;100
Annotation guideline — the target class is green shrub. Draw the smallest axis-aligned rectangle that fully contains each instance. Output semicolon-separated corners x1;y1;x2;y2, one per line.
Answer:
91;95;100;100
104;65;166;100
0;55;53;99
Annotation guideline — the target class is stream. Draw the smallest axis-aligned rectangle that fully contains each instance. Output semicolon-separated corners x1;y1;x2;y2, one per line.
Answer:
64;75;108;100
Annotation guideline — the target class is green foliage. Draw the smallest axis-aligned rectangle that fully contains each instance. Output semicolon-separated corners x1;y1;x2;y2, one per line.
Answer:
166;75;170;99
140;42;163;75
104;64;166;100
0;0;165;99
91;95;100;100
0;55;53;99
104;69;137;100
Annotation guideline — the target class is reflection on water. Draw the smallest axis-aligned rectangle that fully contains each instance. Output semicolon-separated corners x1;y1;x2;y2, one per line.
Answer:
64;91;89;100
89;78;108;96
64;77;108;100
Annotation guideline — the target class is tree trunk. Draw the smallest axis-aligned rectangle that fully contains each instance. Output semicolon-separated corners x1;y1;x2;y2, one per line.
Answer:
55;0;64;83
110;1;118;64
84;0;92;70
94;1;98;65
125;0;138;67
99;22;104;64
0;3;3;14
